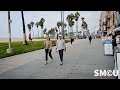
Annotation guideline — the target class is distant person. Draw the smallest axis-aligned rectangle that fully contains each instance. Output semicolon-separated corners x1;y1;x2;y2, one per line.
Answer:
89;35;92;44
57;34;59;40
70;38;72;44
56;35;66;65
29;34;32;41
44;37;53;65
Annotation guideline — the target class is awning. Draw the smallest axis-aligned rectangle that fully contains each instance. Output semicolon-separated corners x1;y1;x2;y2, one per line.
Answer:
113;27;120;32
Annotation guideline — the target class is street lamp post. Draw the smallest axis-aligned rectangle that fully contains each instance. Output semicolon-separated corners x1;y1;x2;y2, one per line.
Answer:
7;11;14;54
61;11;64;39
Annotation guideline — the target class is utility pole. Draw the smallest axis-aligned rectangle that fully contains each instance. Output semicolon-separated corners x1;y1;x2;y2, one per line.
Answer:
7;11;14;54
61;11;64;39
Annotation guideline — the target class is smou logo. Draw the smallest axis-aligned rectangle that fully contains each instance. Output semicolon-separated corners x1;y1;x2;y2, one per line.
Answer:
94;70;118;77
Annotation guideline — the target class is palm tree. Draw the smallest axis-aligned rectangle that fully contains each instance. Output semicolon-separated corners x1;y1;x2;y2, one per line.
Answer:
7;11;14;54
67;14;75;32
30;21;34;38
69;13;75;37
27;24;31;40
35;22;39;38
81;17;88;38
74;12;80;33
63;23;67;32
46;32;49;37
81;17;88;30
63;23;67;29
51;28;55;37
66;15;71;36
55;27;58;33
48;28;55;38
21;11;28;45
57;21;62;34
38;18;45;38
43;28;47;38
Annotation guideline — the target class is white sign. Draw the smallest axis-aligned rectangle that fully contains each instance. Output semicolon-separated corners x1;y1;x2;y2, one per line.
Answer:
9;19;12;23
117;53;120;79
104;44;113;55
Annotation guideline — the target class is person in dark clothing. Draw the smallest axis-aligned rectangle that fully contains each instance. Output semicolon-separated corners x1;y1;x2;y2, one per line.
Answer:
70;39;72;44
89;35;92;44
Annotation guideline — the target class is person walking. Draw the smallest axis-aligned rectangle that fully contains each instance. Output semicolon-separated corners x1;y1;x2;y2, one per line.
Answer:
56;35;66;65
44;37;53;65
89;35;92;44
29;34;32;41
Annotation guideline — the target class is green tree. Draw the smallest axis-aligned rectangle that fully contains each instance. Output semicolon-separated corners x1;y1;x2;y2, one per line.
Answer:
66;13;75;38
74;12;80;33
30;21;34;38
38;18;45;38
35;22;39;38
43;28;47;38
48;28;55;38
66;15;71;34
57;21;62;34
55;27;58;38
27;24;31;40
81;17;88;30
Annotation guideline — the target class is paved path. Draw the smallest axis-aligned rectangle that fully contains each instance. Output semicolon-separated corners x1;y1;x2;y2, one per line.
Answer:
0;39;116;79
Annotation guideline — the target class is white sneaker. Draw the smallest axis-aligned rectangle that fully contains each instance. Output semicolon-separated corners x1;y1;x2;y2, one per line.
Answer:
44;61;48;65
60;61;63;65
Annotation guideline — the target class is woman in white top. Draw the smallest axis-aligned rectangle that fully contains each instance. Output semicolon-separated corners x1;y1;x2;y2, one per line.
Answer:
56;35;66;65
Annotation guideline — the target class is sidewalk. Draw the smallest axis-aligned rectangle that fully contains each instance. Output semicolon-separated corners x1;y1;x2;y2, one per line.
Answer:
0;39;116;79
0;40;76;74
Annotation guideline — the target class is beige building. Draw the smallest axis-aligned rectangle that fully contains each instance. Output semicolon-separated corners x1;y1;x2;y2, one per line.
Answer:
99;11;116;37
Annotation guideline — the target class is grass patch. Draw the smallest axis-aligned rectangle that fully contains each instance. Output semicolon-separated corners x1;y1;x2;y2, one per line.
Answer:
0;40;70;59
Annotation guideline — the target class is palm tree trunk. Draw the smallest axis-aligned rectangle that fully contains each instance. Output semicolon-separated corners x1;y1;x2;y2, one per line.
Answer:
76;21;78;33
21;11;28;45
67;22;69;37
59;27;60;34
37;28;39;38
42;30;44;38
68;24;69;33
41;28;42;38
70;26;72;38
43;33;44;38
72;26;73;33
32;27;34;38
76;21;78;38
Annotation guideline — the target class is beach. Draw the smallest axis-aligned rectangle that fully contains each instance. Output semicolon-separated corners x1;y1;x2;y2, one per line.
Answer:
0;38;25;43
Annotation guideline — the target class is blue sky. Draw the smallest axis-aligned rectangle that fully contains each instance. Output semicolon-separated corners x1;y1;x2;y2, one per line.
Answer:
0;11;101;38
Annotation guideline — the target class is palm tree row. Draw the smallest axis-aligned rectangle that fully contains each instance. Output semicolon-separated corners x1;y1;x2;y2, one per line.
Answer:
27;18;45;39
66;12;80;34
7;11;87;54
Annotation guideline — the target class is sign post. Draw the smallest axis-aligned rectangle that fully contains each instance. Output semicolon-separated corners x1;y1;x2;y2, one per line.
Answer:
104;39;113;55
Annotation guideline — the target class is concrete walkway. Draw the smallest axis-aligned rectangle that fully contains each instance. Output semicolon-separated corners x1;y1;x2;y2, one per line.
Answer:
0;39;116;79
